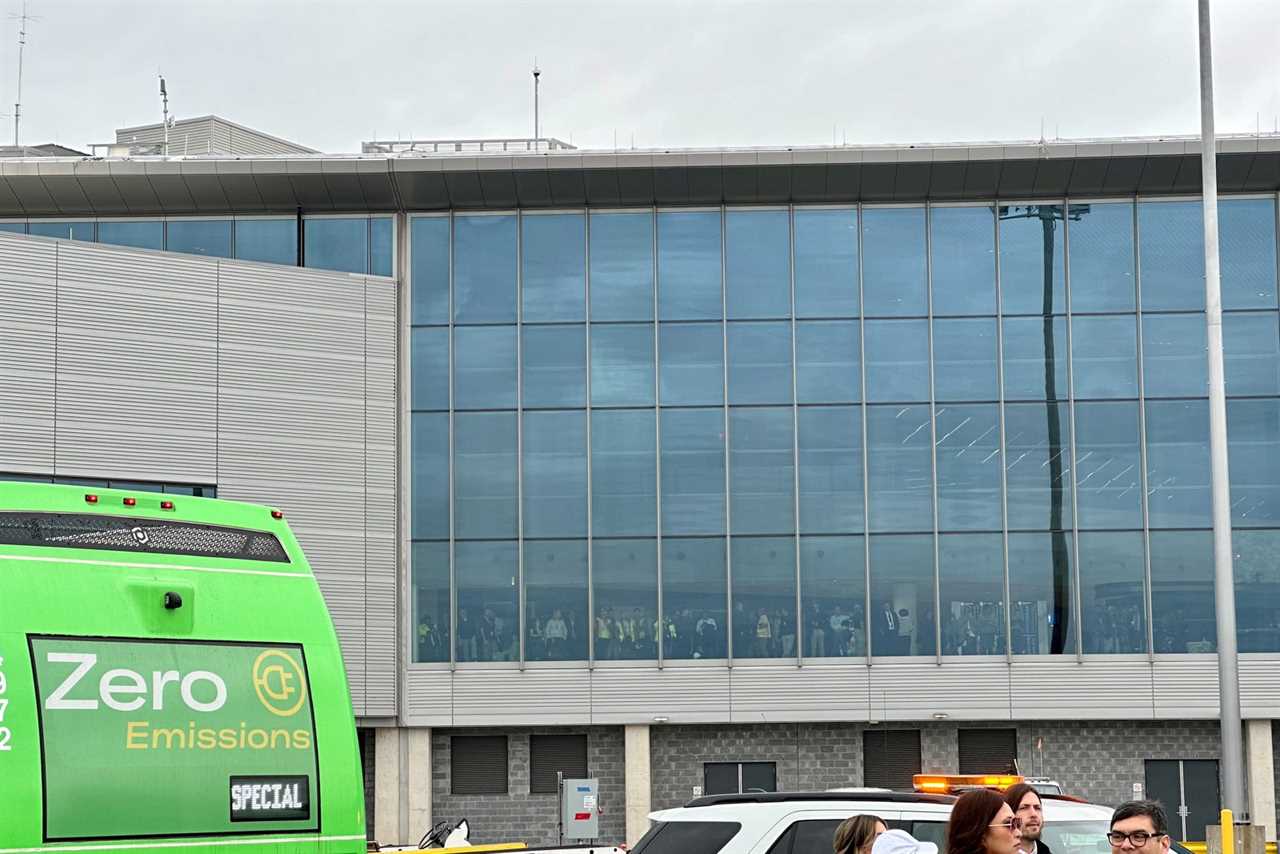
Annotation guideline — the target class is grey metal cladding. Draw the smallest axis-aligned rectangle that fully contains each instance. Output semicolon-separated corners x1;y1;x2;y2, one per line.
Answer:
547;169;588;206
364;275;398;717
106;162;163;213
0;234;56;473
55;242;217;481
515;170;553;207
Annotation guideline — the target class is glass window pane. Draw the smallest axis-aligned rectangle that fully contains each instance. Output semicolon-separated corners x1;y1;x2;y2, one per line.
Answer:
234;217;296;266
661;408;726;535
370;217;393;277
1227;398;1280;527
662;538;727;659
726;209;790;319
935;404;1002;531
523;411;587;538
455;541;518;662
1079;531;1147;655
591;212;654;321
1224;312;1280;396
999;205;1065;315
1071;315;1138;399
411;327;449;410
592;539;658;661
1139;201;1205;311
865;319;929;402
933;318;997;401
591;323;655;406
28;220;93;241
795;208;858;318
939;533;1005;656
1009;532;1077;655
453;325;517;410
453;412;517;539
1150;531;1215;654
1234;530;1280;652
1146;400;1211;529
411;217;449;325
1067;201;1135;313
523;324;586;408
800;535;866;657
1221;198;1278;310
591;410;657;537
931;206;996;316
1004;402;1073;532
455;214;517;323
727;321;792;405
1142;313;1207;398
659;211;722;320
411;413;449;540
304;217;367;274
796;320;860;404
411;542;450;663
0;221;26;233
729;407;795;535
98;220;163;251
525;540;588;661
523;213;585;322
869;534;935;656
863;207;926;316
1074;401;1142;529
1002;316;1068;401
798;406;863;534
867;404;933;532
659;322;724;406
731;537;796;659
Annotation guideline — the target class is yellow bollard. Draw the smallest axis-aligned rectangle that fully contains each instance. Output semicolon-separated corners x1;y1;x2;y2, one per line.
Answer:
1222;810;1235;854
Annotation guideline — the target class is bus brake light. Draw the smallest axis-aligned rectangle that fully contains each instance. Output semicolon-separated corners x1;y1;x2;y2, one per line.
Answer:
271;509;284;520
84;494;99;504
160;500;175;511
123;497;137;506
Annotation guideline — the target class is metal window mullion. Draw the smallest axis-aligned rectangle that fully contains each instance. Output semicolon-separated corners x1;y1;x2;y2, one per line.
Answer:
654;208;665;667
790;205;803;667
448;213;458;669
1063;199;1085;663
517;210;526;669
859;205;874;666
993;203;1013;663
926;202;942;665
1133;198;1156;660
585;211;595;668
722;205;734;666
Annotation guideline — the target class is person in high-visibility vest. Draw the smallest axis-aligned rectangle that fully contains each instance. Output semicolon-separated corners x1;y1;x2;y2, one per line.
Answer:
753;608;773;657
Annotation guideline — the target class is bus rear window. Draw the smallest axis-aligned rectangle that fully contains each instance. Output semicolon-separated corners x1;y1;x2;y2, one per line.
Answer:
632;821;743;854
0;512;290;563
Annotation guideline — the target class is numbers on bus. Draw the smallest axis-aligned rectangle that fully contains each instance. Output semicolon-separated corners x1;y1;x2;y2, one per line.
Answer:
0;654;8;752
0;672;6;694
0;728;9;751
0;699;7;720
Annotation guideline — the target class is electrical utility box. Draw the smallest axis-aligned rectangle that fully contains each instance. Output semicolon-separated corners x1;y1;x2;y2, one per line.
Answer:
560;778;600;840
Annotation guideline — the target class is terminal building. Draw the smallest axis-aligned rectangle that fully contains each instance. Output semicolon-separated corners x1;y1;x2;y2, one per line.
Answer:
2;118;1280;847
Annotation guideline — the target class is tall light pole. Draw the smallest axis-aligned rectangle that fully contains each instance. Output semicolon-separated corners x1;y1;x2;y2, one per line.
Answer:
1197;0;1245;818
532;63;541;150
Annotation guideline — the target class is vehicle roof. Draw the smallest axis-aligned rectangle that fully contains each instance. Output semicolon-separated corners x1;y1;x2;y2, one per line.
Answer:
685;791;957;808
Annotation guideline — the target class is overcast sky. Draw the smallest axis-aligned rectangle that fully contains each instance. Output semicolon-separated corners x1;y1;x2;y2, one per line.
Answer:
1;0;1278;154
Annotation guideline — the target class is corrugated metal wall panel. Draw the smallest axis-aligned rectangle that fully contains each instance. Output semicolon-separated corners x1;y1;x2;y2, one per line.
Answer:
869;661;1011;720
1240;656;1280;718
1010;659;1154;719
55;242;217;480
0;235;56;473
404;669;454;725
589;666;732;724
1152;657;1220;718
728;664;869;722
452;669;592;724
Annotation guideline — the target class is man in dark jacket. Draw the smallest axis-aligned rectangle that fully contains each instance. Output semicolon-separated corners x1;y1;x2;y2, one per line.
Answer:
1005;783;1054;854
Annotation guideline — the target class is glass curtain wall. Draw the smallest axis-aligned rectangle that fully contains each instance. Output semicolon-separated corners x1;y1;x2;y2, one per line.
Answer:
408;195;1280;664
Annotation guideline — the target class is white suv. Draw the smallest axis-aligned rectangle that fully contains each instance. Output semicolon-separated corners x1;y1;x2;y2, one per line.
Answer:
631;790;1116;854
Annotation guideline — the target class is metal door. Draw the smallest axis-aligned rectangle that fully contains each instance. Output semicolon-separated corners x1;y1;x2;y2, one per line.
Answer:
1144;759;1221;841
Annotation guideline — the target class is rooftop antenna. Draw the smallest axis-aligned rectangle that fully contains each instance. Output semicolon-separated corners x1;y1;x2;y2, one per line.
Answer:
10;0;40;147
532;60;541;150
159;73;172;155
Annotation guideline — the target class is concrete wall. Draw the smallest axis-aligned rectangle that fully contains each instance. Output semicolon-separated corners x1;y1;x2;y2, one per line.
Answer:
430;727;625;847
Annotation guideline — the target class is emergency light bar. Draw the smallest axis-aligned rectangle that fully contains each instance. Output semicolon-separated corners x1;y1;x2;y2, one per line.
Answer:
913;774;1024;793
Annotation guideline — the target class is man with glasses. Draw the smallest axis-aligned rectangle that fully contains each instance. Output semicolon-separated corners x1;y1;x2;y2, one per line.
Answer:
1108;801;1172;854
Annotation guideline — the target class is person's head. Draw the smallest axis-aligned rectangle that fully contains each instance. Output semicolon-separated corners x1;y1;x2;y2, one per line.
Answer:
833;814;887;854
947;789;1021;854
552;609;562;620
1109;802;1171;854
1003;783;1044;842
872;828;938;854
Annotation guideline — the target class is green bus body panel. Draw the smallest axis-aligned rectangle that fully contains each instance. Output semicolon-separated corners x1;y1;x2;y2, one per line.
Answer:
0;482;366;853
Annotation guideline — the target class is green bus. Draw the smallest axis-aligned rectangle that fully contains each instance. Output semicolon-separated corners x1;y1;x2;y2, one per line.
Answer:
0;481;366;853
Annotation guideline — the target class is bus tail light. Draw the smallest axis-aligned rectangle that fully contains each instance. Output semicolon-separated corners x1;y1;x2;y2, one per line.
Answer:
123;497;137;507
160;500;175;511
84;494;99;504
271;509;284;520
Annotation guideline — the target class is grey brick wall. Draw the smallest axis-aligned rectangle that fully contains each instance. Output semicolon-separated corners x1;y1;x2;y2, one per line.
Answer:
431;726;625;847
359;728;375;839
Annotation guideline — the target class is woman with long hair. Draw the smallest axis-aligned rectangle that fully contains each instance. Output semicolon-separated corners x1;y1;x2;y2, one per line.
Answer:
833;814;887;854
947;789;1023;854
